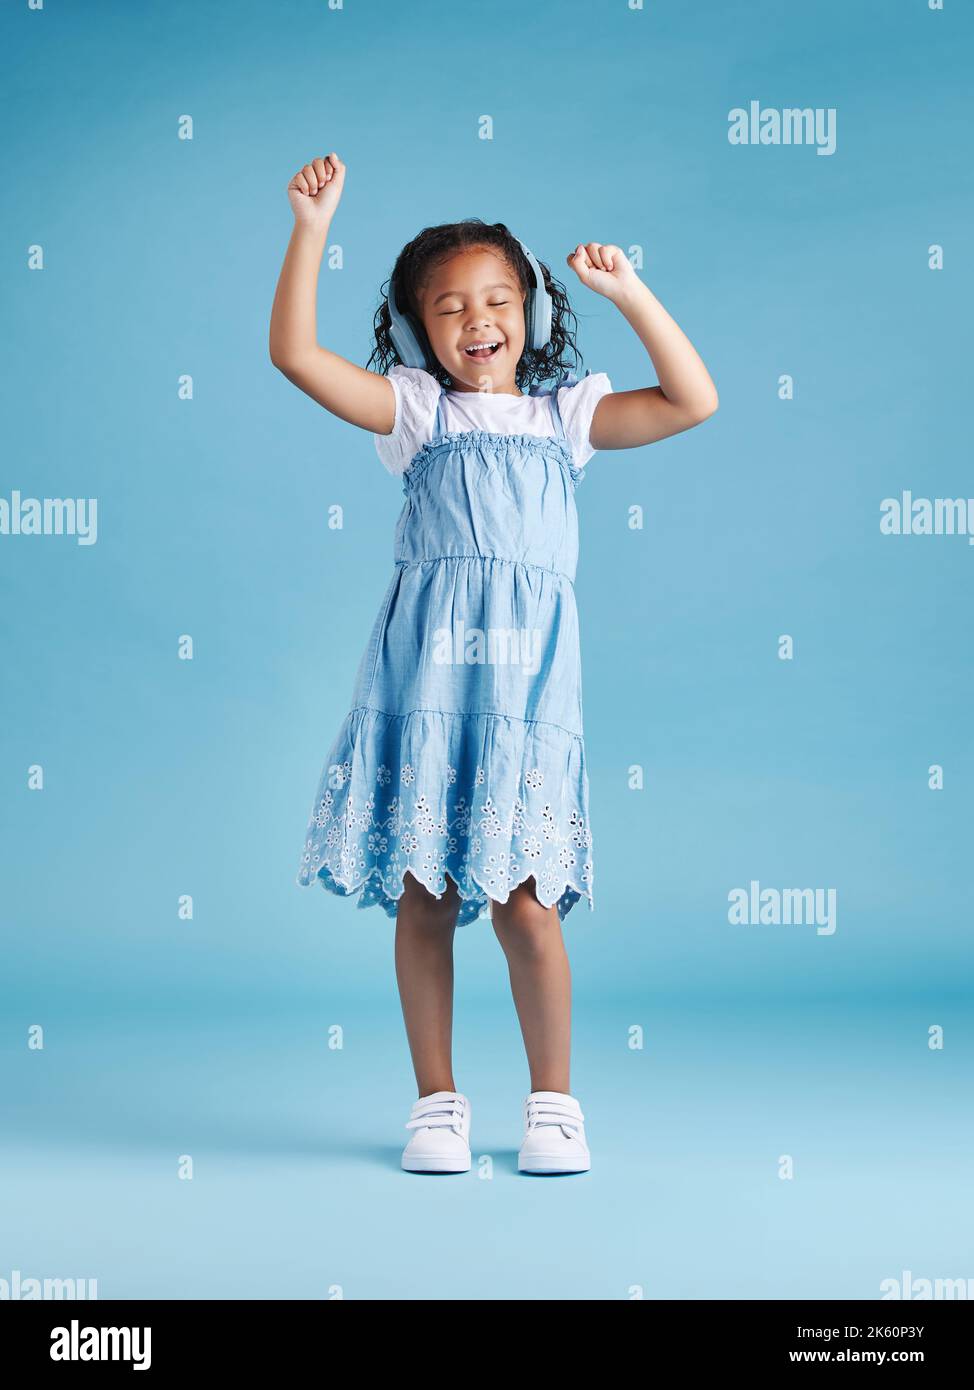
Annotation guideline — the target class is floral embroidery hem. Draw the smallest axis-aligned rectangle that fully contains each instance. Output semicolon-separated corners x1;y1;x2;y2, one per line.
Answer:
295;705;594;927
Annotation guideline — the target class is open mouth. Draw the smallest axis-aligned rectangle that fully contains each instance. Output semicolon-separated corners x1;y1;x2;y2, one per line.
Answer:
463;341;503;360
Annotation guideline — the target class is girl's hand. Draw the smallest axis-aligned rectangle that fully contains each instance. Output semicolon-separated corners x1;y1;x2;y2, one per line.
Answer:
566;242;638;302
287;153;345;228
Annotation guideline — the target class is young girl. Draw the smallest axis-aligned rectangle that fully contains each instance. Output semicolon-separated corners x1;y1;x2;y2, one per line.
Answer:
270;153;718;1175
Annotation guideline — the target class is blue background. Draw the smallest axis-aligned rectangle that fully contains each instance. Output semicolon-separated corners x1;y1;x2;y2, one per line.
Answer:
2;0;971;1299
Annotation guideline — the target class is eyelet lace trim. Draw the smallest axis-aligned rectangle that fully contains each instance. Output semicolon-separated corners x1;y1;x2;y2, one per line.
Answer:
297;764;594;926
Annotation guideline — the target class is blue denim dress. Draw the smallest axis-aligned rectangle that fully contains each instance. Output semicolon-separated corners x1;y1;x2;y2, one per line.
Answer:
296;372;594;926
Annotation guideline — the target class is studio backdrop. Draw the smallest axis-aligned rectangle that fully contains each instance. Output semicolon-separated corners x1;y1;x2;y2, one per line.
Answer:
2;0;971;1301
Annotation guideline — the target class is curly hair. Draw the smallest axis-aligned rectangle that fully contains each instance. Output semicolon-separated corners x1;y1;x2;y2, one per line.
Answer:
366;219;582;391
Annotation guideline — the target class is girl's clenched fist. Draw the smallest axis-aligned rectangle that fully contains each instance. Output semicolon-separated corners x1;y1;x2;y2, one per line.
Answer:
287;153;345;226
566;242;637;302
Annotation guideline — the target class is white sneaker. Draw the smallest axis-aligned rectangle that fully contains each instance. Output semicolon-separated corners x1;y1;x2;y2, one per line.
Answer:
518;1091;590;1174
401;1091;471;1173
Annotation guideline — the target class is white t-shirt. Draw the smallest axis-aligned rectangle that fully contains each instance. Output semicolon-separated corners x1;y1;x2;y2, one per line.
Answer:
373;364;613;478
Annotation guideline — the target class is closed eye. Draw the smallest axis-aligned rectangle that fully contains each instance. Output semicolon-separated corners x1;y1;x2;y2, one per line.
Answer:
438;301;510;315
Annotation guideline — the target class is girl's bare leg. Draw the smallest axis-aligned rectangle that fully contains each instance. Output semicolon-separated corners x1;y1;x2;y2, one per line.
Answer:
395;870;462;1097
490;879;572;1094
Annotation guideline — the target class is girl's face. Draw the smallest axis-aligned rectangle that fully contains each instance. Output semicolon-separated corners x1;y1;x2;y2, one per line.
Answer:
417;247;526;393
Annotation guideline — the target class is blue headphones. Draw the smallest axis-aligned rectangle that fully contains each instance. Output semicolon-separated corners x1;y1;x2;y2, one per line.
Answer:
387;236;553;372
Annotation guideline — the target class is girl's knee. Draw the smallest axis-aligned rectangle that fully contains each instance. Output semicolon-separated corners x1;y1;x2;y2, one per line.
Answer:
399;869;460;926
491;880;558;952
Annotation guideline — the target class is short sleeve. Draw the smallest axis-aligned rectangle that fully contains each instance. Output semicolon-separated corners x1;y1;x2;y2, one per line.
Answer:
373;365;442;477
555;371;613;468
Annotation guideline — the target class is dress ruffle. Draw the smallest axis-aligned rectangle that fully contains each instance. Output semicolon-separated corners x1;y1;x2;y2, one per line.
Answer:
404;429;587;492
296;706;594;926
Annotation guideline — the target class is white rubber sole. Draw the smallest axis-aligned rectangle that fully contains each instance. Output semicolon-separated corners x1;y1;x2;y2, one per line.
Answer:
518;1153;591;1174
402;1153;471;1173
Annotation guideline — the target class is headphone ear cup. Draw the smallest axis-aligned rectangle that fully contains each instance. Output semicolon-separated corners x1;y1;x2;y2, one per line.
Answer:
521;257;553;352
523;288;537;352
389;318;422;369
389;315;431;371
536;286;552;349
388;276;434;370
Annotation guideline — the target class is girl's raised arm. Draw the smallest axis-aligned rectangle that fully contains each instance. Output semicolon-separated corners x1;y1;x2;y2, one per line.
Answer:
566;242;719;450
269;154;395;435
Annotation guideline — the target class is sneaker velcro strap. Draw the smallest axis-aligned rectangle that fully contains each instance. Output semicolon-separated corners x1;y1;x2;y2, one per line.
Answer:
526;1093;583;1129
406;1095;465;1130
527;1099;582;1116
